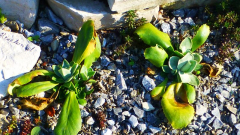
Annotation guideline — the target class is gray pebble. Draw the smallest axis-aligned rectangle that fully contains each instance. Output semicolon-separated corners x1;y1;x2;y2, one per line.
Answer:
235;123;240;130
94;97;105;108
40;34;54;44
142;75;156;91
161;23;171;34
100;55;110;67
149;125;162;134
129;115;138;128
196;103;207;116
229;114;237;125
184;17;195;26
86;116;95;125
133;106;145;118
115;69;127;91
45;7;63;25
107;63;117;71
107;120;115;126
137;123;147;132
51;39;59;52
81;109;89;118
101;128;112;135
212;118;223;130
172;9;185;17
38;18;60;35
211;107;221;119
113;108;122;115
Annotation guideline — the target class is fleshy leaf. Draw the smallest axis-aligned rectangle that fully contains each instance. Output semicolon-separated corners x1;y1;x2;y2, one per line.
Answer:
192;24;210;52
84;35;101;68
13;81;58;97
178;72;199;86
31;126;41;135
179;60;197;73
135;23;174;53
78;98;87;106
183;83;196;104
54;91;82;135
169;56;180;70
179;37;192;54
192;53;202;63
161;83;194;129
62;59;70;69
8;70;54;95
144;46;168;67
150;78;168;100
72;20;96;64
177;53;194;70
162;65;171;73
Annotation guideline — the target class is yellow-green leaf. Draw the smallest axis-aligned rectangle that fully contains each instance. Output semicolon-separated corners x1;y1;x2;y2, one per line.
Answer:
54;91;82;135
161;83;194;129
192;24;210;52
144;46;168;67
8;70;54;95
150;78;168;100
72;20;96;64
13;81;58;97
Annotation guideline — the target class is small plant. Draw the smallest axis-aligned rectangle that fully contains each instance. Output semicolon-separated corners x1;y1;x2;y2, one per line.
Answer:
7;20;101;135
0;8;7;24
135;23;210;129
1;115;18;135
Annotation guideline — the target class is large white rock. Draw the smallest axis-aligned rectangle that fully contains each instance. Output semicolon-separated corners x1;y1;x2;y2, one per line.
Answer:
0;0;39;29
47;0;158;31
0;30;41;99
107;0;221;12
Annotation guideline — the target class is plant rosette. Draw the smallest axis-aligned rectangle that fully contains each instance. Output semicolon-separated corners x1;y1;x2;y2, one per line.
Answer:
7;20;101;135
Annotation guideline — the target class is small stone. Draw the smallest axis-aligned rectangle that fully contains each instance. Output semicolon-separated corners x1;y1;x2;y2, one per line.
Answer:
184;17;195;26
149;125;161;134
62;53;68;59
212;118;223;130
142;102;155;111
122;111;131;116
116;96;125;106
9;104;19;115
5;21;19;32
107;120;115;126
221;90;230;99
35;92;45;98
203;54;212;63
133;106;145;118
137;123;147;132
102;38;107;47
113;107;122;115
81;109;89;118
186;9;198;18
161;23;171;34
51;39;59;52
172;9;185;17
86;117;95;125
40;34;54;44
101;128;112;135
107;63;117;71
229;114;237;125
196;104;207;116
45;7;63;25
115;69;127;91
235;123;240;130
129;115;138;128
38;18;60;35
23;29;34;37
225;105;237;114
100;55;110;67
211;107;221;119
142;75;156;91
216;93;225;103
94;97;105;108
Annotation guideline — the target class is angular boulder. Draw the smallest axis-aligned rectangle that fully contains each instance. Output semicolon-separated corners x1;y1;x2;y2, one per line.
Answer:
47;0;158;31
0;0;39;29
0;30;41;99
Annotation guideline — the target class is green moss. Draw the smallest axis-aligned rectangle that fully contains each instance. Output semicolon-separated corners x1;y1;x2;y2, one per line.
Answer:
0;8;7;24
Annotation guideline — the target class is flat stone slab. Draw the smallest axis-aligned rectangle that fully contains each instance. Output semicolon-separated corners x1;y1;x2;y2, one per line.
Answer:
0;30;41;99
0;0;39;28
47;0;158;31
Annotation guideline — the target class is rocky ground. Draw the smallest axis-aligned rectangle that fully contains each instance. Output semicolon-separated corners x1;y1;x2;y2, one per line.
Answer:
1;1;240;135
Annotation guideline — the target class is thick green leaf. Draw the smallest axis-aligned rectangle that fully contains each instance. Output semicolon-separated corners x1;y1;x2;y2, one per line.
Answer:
54;91;82;135
183;83;196;104
84;35;101;68
192;24;210;52
72;20;96;64
178;72;199;86
13;81;59;97
161;83;194;129
63;82;77;92
78;98;87;106
31;126;41;135
179;60;197;73
62;59;70;69
58;68;72;82
150;78;168;100
8;70;54;95
177;53;194;70
179;37;192;54
52;65;62;77
162;65;171;73
194;64;203;71
169;56;180;70
144;46;168;67
192;53;202;63
135;23;174;52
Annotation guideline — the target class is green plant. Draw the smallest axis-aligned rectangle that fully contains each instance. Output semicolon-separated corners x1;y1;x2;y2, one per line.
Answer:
27;35;40;42
7;20;101;135
1;115;18;135
0;8;7;24
135;23;210;129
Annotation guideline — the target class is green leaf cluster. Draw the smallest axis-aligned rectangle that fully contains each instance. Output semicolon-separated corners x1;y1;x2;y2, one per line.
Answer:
135;23;210;129
0;8;7;24
7;20;101;134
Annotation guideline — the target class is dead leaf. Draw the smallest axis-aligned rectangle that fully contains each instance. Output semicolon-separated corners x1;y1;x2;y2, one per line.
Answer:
44;106;55;117
19;91;59;110
146;67;156;75
201;63;223;77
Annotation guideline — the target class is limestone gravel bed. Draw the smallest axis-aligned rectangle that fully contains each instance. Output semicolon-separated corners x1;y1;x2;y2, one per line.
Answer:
0;3;240;135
